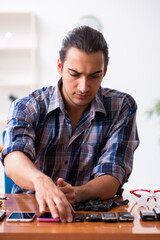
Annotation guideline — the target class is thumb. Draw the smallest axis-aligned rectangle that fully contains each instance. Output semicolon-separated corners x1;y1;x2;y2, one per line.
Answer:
57;177;66;187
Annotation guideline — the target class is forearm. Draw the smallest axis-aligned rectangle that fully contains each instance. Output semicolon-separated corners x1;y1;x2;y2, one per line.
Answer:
4;151;73;222
4;151;45;191
73;175;120;203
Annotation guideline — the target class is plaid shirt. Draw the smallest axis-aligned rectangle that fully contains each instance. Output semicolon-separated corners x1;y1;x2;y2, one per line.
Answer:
1;79;139;193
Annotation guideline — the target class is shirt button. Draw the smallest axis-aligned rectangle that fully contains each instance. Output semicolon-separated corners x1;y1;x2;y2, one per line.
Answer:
65;161;68;165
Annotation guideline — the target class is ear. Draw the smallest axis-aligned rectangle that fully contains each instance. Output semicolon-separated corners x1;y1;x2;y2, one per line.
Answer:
57;58;63;76
104;62;109;76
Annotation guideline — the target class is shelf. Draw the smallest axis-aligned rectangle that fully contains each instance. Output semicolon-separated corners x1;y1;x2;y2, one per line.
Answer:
0;12;38;141
0;12;37;49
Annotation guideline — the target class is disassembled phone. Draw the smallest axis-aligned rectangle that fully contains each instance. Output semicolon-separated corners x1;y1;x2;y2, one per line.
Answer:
118;212;134;222
101;212;117;223
153;207;160;221
72;213;85;222
86;213;102;222
140;210;155;221
0;210;6;221
7;212;36;222
37;212;60;222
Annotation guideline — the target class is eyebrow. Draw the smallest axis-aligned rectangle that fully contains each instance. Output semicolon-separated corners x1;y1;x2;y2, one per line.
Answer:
68;68;103;75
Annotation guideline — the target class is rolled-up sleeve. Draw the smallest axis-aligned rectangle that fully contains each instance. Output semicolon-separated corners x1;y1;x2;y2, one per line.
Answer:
0;97;37;164
92;95;139;185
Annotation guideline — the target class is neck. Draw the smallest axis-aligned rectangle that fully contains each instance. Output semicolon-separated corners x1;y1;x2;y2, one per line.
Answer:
66;104;87;117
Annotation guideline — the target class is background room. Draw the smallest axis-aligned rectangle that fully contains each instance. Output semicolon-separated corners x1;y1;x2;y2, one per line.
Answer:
0;0;160;193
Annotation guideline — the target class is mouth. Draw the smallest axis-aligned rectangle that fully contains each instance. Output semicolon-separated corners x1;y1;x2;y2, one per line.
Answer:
75;93;90;99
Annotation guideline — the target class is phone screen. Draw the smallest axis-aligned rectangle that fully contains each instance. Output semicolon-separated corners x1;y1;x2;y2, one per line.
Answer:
37;212;60;222
7;212;36;222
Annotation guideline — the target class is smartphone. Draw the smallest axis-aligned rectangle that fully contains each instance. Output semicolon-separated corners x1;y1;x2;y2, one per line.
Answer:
0;210;6;221
140;210;155;221
7;212;36;222
86;213;102;222
101;212;117;223
118;212;134;222
72;213;85;222
37;212;60;222
153;207;160;221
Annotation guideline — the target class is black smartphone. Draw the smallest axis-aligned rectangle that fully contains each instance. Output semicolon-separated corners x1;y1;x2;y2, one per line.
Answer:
72;213;85;222
101;212;117;223
86;213;102;222
0;210;6;221
7;212;36;222
140;210;155;221
153;207;160;221
118;212;134;222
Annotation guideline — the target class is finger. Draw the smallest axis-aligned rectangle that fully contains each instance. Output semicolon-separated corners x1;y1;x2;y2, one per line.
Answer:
57;179;72;194
57;178;67;187
65;202;74;222
52;196;67;222
54;195;73;223
36;195;46;214
57;180;75;204
46;198;59;219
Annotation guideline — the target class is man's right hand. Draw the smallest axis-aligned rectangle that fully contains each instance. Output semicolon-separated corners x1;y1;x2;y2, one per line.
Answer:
33;174;73;223
4;151;73;223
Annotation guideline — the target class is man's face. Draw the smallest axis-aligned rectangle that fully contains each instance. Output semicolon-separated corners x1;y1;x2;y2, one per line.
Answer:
57;47;107;110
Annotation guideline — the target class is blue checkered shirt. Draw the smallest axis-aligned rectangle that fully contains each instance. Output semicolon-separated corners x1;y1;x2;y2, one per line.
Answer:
1;79;139;193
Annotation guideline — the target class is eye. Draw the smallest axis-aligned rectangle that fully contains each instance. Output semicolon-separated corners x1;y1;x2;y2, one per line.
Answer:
91;75;100;78
70;73;79;77
69;71;81;78
90;74;102;79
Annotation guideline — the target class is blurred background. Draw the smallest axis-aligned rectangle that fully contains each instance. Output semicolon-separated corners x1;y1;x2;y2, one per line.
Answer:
0;0;160;193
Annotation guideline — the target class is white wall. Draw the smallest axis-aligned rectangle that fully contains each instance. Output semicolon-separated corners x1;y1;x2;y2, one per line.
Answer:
0;0;160;193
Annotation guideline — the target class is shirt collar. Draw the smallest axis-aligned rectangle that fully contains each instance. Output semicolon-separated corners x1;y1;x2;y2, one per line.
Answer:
47;78;66;114
48;79;106;117
89;87;107;119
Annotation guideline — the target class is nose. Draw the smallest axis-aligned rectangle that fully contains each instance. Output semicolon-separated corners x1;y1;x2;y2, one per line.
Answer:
77;77;89;93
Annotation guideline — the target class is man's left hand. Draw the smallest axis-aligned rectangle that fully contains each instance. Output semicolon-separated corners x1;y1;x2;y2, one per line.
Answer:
57;178;76;204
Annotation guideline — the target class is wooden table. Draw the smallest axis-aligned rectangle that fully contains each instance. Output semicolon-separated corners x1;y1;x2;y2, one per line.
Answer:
0;193;160;240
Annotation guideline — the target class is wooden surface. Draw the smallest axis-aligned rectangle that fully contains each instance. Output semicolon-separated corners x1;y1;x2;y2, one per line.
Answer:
0;193;160;240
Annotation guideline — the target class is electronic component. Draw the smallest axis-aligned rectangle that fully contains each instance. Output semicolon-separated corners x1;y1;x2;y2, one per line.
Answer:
101;212;117;223
72;213;85;222
118;212;134;222
0;210;6;221
140;210;155;221
153;207;160;221
86;213;102;222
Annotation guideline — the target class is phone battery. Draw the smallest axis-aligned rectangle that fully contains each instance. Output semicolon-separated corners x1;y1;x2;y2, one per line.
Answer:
72;213;85;222
140;210;155;221
118;212;134;222
153;208;160;221
101;213;117;223
86;213;102;222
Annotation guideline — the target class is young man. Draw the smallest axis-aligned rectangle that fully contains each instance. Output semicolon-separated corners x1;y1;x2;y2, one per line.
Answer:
0;26;139;223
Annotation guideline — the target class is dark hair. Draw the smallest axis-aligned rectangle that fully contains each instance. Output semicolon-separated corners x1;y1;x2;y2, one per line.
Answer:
59;26;109;69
